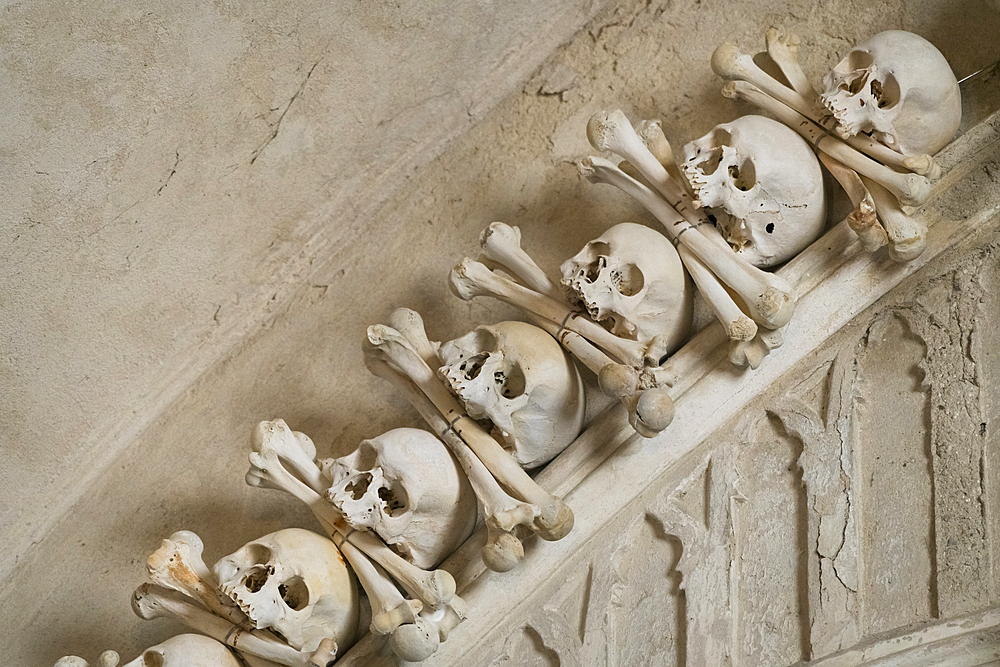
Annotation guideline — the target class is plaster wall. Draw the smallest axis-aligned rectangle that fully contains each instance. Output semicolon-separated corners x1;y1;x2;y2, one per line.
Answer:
3;0;1000;664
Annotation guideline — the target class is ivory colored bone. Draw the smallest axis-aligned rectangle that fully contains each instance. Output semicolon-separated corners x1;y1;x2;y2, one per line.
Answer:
579;156;795;330
365;324;574;541
363;329;533;572
586;109;784;336
337;538;446;663
245;443;456;611
819;30;960;160
472;223;644;396
677;245;756;341
252;420;326;493
450;257;647;368
764;26;815;98
818;153;888;252
146;530;247;625
729;326;785;369
132;584;338;667
634;119;687;188
711;41;937;178
606;116;760;344
860;174;927;262
722;80;930;207
55;653;120;667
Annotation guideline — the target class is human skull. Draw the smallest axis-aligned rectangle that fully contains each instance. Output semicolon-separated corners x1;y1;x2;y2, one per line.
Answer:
214;528;359;653
438;321;586;469
682;115;826;268
559;222;692;349
819;30;961;156
55;636;242;667
120;635;243;667
321;428;477;569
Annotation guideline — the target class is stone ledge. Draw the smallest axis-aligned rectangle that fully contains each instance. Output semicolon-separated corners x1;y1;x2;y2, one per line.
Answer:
338;111;1000;664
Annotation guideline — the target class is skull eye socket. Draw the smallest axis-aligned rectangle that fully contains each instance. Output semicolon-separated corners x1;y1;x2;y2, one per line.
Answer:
872;74;900;109
612;263;644;297
243;564;275;592
844;49;874;73
278;575;310;611
727;159;756;192
494;363;526;399
378;483;409;516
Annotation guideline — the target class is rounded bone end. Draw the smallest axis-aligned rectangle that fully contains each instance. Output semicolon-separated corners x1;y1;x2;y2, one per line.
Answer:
479;221;521;253
710;41;744;80
428;569;458;607
130;584;159;620
586;109;630;153
889;234;927;263
390;618;440;663
898;173;931;207
448;259;487;301
598;363;639;400
759;288;796;329
903;154;939;180
631;386;675;437
728;316;758;342
534;501;574;541
482;531;524;572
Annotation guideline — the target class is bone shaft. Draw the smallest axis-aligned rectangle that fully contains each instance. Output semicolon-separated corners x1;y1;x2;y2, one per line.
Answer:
728;48;917;172
526;314;618;377
765;29;815;98
370;360;534;525
339;538;407;620
470;266;643;366
489;245;562;302
390;338;565;512
136;586;312;667
677;245;757;341
819;153;872;211
591;162;790;327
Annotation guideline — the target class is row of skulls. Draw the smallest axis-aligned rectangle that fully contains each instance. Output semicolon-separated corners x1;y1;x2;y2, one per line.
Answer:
56;28;963;667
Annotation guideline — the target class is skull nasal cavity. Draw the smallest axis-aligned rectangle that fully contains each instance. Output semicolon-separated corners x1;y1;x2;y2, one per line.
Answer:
459;354;489;380
346;472;373;500
278;576;310;611
243;564;274;592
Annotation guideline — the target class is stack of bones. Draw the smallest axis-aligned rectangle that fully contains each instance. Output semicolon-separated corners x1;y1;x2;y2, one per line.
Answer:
56;26;962;667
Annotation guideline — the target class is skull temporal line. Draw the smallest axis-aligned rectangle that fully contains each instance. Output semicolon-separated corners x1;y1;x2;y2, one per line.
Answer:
213;527;359;653
820;30;960;157
682;114;826;268
559;222;693;350
438;321;586;469
321;427;477;569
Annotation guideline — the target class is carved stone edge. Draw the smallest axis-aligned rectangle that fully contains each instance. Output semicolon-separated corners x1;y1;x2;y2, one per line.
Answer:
335;111;1000;665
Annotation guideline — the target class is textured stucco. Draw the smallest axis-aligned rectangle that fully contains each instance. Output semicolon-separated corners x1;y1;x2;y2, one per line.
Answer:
3;0;1000;663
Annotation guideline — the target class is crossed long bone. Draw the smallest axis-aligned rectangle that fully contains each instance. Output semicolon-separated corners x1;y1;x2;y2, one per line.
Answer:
247;420;465;662
364;312;575;566
466;223;677;436
710;29;932;261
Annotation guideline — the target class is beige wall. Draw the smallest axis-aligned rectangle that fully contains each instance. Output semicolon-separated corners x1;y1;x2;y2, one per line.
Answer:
0;0;604;602
3;0;1000;663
